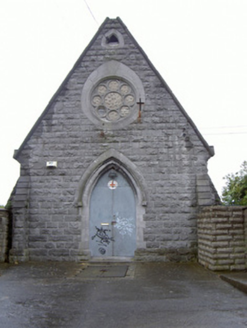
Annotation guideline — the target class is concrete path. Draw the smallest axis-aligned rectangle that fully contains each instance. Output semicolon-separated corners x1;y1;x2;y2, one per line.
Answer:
0;262;246;328
220;271;247;295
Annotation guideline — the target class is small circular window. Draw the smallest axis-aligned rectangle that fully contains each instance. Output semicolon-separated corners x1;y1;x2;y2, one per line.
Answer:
91;79;136;122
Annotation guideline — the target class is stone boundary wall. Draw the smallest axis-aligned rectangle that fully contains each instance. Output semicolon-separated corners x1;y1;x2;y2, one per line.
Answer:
0;209;9;262
198;206;247;271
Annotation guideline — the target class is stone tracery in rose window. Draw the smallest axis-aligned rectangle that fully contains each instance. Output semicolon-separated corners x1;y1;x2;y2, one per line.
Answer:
91;79;136;122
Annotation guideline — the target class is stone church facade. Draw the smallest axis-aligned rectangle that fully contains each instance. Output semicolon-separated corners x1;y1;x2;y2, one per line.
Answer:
10;18;219;262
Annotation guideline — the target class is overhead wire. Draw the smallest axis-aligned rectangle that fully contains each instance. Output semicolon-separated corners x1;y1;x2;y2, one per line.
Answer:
83;0;99;25
53;3;247;137
203;132;247;135
201;125;247;130
200;125;247;135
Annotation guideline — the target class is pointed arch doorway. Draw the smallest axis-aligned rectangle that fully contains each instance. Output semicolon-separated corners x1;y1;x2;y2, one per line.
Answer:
89;168;136;258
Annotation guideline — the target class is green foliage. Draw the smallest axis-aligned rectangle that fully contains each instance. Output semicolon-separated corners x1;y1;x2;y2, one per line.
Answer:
222;161;247;205
5;199;12;210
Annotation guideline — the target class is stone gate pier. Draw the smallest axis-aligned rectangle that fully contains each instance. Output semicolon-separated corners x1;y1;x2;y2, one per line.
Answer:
198;206;247;271
0;209;9;262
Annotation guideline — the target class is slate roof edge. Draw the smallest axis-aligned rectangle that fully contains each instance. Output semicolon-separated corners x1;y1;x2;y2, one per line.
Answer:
14;17;214;161
117;17;214;157
14;17;110;161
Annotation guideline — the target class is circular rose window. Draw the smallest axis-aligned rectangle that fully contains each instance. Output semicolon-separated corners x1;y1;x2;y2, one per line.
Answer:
91;79;136;122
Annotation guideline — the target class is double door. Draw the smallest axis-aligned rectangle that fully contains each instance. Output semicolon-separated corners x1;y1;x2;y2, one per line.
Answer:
89;170;136;257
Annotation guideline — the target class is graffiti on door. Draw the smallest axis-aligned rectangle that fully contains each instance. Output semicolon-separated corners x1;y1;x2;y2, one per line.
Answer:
91;226;115;255
115;213;135;236
90;170;136;257
91;226;114;246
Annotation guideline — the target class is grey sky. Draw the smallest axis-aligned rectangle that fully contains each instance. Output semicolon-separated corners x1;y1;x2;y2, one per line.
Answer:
1;0;247;204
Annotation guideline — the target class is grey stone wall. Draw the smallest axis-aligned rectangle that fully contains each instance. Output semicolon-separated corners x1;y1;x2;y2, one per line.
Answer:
0;209;9;262
198;206;247;271
10;18;218;262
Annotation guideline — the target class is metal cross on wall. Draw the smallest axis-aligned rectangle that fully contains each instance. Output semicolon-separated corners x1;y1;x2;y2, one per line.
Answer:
137;98;144;121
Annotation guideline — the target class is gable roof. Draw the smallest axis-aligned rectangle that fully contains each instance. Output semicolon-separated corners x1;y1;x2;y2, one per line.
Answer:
14;17;214;160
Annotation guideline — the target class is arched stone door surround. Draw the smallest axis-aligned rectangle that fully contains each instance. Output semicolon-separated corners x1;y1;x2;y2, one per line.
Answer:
74;149;147;259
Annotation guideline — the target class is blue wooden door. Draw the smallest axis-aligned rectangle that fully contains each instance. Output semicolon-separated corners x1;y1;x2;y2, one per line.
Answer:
90;170;136;257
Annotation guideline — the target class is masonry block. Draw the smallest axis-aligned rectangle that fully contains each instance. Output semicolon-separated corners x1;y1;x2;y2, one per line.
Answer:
198;206;247;271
